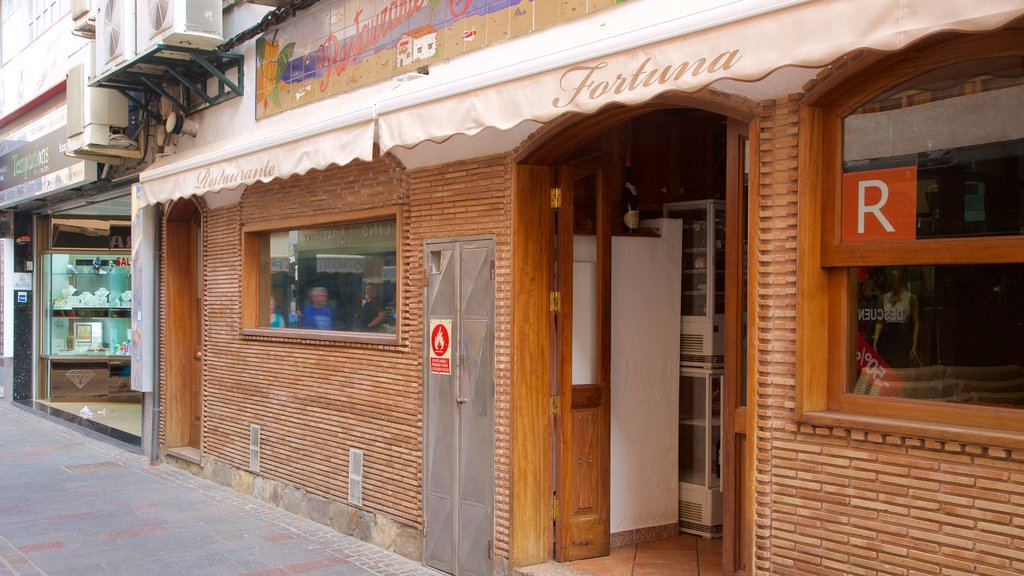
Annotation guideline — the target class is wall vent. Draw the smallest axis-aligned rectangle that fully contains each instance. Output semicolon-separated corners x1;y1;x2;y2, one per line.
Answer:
348;448;364;506
249;424;260;473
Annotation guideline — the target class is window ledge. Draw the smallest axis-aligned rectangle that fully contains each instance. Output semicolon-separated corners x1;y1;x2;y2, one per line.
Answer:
241;327;399;346
799;410;1024;451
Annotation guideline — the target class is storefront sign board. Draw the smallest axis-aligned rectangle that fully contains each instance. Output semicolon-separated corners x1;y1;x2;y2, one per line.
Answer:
841;166;917;243
0;107;96;209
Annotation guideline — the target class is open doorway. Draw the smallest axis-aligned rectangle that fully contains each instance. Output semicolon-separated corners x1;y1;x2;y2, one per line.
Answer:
164;198;204;459
513;105;752;576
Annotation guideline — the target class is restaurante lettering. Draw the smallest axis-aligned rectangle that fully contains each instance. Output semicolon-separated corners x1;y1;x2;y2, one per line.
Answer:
194;160;277;190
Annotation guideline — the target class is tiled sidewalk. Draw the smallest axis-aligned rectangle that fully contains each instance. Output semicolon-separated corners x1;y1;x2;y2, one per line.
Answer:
0;401;437;576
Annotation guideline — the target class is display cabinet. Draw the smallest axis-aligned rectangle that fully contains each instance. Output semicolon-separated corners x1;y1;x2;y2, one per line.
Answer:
664;200;725;367
41;253;132;358
678;367;723;538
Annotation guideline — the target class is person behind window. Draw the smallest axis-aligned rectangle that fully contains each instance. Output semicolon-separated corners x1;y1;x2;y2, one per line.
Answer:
359;283;387;331
299;286;334;330
872;267;920;368
269;297;284;328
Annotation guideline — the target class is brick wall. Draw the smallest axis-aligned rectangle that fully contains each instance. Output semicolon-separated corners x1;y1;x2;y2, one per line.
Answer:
160;152;514;563
753;97;1024;575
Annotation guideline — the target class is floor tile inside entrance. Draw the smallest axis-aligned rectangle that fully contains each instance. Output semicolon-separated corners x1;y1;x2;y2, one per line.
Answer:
567;534;721;576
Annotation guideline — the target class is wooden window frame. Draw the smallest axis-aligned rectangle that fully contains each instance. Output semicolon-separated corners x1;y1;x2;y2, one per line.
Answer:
240;207;402;345
796;30;1024;446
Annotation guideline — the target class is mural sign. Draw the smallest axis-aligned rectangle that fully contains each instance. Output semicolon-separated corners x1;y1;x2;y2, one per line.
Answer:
255;0;625;119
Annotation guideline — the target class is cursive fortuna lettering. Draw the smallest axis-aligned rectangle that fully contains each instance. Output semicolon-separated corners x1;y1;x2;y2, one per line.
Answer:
552;51;742;109
195;159;276;190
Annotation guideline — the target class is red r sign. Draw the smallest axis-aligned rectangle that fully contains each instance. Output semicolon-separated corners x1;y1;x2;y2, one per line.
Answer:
841;166;917;243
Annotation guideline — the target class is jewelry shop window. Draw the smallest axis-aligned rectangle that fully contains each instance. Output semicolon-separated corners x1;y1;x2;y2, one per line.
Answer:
798;33;1024;434
242;211;399;343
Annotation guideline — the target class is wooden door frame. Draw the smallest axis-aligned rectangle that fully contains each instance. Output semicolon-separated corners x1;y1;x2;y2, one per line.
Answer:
164;198;202;450
722;118;755;575
510;101;760;570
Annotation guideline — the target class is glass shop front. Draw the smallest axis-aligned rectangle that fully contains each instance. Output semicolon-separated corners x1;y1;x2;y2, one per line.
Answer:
36;196;140;445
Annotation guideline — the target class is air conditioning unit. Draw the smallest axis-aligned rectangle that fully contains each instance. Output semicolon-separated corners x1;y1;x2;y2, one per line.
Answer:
66;43;140;161
71;0;97;38
136;0;223;54
94;0;136;74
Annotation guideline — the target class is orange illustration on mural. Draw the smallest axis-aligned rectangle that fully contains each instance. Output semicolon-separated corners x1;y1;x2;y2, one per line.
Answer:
256;32;296;112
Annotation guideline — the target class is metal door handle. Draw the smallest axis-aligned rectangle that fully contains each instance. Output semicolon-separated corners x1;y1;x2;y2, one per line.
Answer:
195;351;203;360
456;396;467;404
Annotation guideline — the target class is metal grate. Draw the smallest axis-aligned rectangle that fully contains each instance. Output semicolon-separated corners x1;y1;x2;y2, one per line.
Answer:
249;424;260;473
64;461;125;474
678;499;702;524
680;334;704;355
348;448;364;506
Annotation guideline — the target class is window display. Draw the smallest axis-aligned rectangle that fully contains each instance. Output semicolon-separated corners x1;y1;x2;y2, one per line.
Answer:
248;215;398;337
42;253;132;357
852;264;1024;407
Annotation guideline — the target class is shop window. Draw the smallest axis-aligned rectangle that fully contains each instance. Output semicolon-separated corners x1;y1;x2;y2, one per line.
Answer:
797;32;1024;435
241;210;399;343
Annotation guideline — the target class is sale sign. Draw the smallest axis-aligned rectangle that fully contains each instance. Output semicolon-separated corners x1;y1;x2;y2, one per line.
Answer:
429;319;452;375
841;166;917;243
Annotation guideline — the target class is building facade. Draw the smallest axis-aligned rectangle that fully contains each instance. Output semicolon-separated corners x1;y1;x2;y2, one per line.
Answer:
12;1;1023;575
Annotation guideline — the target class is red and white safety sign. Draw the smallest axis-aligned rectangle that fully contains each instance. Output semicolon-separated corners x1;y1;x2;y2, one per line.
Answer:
429;319;452;375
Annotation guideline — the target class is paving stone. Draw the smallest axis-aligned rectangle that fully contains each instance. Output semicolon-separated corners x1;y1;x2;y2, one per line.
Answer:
0;402;435;576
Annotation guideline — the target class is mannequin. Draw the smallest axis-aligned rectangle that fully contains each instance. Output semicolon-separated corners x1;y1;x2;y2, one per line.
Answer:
872;267;920;368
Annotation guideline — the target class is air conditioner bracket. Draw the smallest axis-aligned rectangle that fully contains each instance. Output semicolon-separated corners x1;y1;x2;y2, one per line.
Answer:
90;43;244;124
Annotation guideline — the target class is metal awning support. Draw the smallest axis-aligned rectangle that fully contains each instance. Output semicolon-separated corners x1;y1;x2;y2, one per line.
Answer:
91;43;243;123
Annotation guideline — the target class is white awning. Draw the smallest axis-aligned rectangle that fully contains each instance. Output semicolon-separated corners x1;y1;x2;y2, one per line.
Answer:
139;0;1023;206
377;0;1024;151
137;107;374;207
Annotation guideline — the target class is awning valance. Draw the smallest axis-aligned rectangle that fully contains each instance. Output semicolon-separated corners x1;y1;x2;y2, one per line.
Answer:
137;108;374;207
377;0;1024;151
139;0;1024;207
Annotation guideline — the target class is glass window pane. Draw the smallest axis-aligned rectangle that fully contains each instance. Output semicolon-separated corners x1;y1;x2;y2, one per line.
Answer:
851;264;1024;408
842;57;1024;241
259;218;397;334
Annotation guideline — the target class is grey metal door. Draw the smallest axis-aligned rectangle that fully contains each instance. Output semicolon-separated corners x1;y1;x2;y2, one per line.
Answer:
424;238;495;576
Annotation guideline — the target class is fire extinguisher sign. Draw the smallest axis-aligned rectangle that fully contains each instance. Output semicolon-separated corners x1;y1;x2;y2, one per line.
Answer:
429;319;452;375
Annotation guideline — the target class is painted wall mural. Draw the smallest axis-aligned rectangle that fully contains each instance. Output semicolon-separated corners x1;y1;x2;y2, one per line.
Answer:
255;0;625;119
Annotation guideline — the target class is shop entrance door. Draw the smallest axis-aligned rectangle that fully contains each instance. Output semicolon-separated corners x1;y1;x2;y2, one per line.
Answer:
553;162;611;562
165;199;203;453
423;238;496;576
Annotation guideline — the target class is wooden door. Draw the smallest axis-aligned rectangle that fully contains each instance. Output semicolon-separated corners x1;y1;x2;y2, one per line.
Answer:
166;199;202;451
722;118;751;574
554;162;611;562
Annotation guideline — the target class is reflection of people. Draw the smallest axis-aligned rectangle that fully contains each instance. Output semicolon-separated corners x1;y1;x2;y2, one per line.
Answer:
268;297;284;328
299;287;334;330
359;284;386;331
872;268;919;367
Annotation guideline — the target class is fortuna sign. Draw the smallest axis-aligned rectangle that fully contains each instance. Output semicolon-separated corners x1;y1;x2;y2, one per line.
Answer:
552;50;742;109
194;159;277;191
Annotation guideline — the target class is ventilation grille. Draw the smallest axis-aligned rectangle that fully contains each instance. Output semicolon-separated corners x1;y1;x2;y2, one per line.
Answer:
680;520;724;538
249;424;260;473
678;499;702;524
680;334;704;356
680;354;725;368
348;448;364;506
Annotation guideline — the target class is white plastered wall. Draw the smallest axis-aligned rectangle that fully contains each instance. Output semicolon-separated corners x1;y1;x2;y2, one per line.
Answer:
609;218;682;532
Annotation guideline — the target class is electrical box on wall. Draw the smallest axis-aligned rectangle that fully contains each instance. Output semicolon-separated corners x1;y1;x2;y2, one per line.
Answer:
136;0;223;55
66;44;142;161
